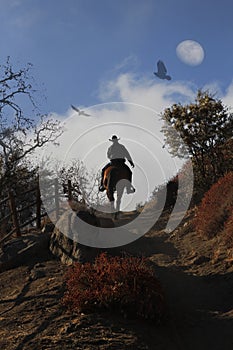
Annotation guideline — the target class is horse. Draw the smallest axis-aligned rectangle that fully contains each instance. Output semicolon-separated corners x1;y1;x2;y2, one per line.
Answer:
103;164;133;219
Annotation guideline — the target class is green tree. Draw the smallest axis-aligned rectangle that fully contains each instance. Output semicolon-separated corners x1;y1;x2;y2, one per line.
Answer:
161;90;233;191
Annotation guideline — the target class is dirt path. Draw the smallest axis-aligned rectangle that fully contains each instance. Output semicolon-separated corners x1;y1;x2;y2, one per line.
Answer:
148;219;233;349
0;209;233;349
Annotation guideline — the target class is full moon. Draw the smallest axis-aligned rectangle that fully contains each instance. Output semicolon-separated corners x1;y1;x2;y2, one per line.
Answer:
176;40;205;66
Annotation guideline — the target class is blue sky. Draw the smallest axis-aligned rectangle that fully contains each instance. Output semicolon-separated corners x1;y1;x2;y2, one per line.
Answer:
1;0;233;114
1;0;233;210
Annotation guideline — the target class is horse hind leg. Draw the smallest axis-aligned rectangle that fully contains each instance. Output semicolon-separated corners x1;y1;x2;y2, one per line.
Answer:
114;191;123;220
110;196;116;218
106;186;116;216
115;180;125;215
116;189;123;212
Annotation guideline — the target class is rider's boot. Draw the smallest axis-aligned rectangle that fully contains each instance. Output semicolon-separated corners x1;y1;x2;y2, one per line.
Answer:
127;184;136;194
99;179;105;192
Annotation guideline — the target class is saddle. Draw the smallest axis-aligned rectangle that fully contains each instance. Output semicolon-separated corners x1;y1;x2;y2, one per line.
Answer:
110;159;132;178
110;158;126;167
100;159;135;193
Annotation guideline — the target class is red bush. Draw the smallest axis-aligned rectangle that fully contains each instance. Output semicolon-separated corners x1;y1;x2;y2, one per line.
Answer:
194;172;233;238
62;252;165;322
222;211;233;248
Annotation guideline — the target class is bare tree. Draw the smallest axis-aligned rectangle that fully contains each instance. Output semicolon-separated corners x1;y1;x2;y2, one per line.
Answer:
0;57;63;187
58;159;104;208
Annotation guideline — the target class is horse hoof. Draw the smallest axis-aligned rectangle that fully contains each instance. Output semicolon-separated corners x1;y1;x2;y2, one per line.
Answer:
127;187;135;194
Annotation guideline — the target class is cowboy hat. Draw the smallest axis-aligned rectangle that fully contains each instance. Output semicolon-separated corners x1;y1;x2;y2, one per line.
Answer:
109;135;120;141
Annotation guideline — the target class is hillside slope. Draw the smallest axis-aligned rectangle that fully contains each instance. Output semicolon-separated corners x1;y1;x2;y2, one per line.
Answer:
0;209;233;350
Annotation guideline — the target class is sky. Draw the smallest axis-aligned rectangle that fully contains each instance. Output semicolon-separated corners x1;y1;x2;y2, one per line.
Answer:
1;0;233;211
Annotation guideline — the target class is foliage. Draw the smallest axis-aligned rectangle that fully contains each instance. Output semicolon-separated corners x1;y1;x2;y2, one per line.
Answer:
150;160;194;210
222;212;233;248
58;159;104;207
194;172;233;238
62;252;165;322
161;90;233;190
192;137;233;200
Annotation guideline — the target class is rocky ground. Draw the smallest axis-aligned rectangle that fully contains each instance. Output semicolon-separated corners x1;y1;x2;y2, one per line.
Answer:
0;208;233;350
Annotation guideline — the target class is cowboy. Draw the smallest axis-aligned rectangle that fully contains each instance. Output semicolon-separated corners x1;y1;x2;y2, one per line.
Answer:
99;135;135;193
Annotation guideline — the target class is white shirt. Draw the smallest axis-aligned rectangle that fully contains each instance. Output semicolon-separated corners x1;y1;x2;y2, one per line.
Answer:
107;142;133;162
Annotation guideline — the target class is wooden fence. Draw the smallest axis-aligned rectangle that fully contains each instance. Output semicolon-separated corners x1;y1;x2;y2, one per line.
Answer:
0;178;72;246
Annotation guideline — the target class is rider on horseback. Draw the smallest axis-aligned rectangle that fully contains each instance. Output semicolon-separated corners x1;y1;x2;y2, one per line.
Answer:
99;135;136;194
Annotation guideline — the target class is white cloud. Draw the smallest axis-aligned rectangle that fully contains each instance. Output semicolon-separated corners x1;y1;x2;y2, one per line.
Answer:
113;55;139;73
200;80;233;111
39;73;233;211
222;81;233;111
99;73;196;112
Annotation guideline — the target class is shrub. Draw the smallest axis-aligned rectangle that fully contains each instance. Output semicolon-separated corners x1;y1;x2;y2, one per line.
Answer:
194;172;233;238
62;252;165;322
222;212;233;248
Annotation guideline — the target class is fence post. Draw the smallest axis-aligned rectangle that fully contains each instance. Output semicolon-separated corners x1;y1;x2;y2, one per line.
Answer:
54;178;59;221
67;179;72;201
36;178;41;229
8;190;21;237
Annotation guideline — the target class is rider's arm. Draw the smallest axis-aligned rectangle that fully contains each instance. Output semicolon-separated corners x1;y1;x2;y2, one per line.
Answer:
107;146;112;160
122;146;134;167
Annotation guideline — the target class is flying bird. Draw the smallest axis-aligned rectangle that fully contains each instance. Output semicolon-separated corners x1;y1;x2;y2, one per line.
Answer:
71;104;91;116
153;60;171;80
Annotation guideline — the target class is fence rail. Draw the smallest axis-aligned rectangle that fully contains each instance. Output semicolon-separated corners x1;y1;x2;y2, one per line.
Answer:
0;177;72;246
